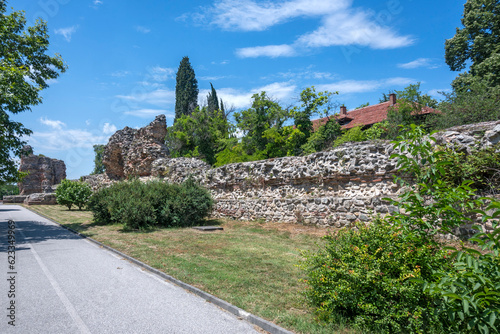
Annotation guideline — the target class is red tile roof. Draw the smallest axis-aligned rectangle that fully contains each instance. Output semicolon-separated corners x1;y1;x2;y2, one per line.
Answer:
311;100;438;131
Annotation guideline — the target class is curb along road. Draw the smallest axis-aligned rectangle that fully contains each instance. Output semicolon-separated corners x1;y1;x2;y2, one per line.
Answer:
22;205;295;334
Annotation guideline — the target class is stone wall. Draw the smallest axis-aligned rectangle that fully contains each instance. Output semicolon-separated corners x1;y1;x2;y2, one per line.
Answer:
18;146;66;195
150;120;500;227
151;141;402;227
85;119;500;228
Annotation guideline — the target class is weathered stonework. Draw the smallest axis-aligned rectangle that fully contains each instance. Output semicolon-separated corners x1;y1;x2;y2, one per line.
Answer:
102;115;169;180
18;146;66;195
86;119;500;229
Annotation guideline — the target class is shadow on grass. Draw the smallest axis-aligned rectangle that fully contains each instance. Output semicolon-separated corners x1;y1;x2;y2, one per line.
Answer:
117;218;223;234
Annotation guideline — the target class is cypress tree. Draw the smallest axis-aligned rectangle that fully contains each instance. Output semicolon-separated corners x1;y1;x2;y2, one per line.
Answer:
207;83;220;115
175;56;198;122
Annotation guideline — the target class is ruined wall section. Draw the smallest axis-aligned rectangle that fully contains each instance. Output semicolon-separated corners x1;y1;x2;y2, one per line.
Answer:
18;146;66;195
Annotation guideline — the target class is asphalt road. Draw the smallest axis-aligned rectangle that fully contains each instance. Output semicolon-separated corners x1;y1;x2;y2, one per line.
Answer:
0;204;260;333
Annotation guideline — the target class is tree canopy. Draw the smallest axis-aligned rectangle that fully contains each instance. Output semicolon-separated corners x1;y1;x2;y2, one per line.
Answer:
0;0;66;184
445;0;500;91
174;56;198;122
91;144;105;175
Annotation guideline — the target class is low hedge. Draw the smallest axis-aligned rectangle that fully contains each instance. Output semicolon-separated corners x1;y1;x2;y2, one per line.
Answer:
87;177;213;229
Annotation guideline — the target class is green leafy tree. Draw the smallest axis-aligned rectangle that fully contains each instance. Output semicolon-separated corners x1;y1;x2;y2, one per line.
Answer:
56;179;92;210
91;144;105;175
292;87;336;154
234;92;290;155
429;82;500;130
166;107;230;165
174;56;198;121
301;118;341;154
0;1;66;184
445;0;500;92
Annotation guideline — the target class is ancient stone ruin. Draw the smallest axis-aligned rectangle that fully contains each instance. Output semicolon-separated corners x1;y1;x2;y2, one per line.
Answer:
18;146;66;195
102;115;169;180
85;117;500;234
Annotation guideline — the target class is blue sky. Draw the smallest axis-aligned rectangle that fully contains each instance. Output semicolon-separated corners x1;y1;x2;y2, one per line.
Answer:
10;0;465;179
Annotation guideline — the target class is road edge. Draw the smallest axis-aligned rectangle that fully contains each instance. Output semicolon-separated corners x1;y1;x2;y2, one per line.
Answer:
20;205;295;334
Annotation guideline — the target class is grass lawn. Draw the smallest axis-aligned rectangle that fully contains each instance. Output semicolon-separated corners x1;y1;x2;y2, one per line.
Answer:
24;204;355;334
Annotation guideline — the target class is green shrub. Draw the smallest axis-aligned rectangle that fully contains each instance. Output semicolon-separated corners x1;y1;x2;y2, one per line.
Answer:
300;219;445;333
423;202;500;334
301;118;342;154
332;126;366;147
437;145;500;194
87;178;213;230
55;179;92;210
364;121;389;140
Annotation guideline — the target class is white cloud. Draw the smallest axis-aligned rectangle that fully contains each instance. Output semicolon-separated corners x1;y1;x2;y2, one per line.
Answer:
124;109;172;118
201;0;412;58
54;25;78;42
199;75;229;81
316;77;415;94
202;81;297;109
102;123;117;134
236;44;296;58
111;70;130;77
135;26;151;34
29;129;107;151
397;58;437;69
207;0;351;31
93;0;103;5
148;66;175;82
40;117;66;130
262;67;335;81
296;11;413;50
116;88;175;106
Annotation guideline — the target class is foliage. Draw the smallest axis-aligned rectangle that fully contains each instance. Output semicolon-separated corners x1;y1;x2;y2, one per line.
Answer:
291;87;337;154
364;121;389;140
174;56;198;121
234;92;291;155
421;201;500;334
214;141;266;167
385;125;483;242
206;82;225;116
0;183;18;197
428;82;500;131
332;126;366;147
261;125;304;158
445;0;500;92
301;118;341;155
166;107;230;165
300;219;445;333
437;144;500;194
0;0;66;184
91;144;105;175
87;178;213;230
388;124;500;331
386;83;438;138
55;179;92;210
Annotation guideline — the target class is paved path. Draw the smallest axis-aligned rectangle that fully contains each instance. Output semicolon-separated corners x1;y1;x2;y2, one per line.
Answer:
0;204;260;333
